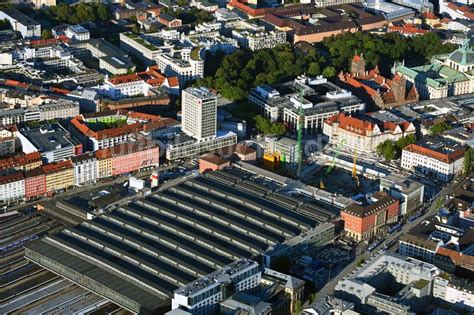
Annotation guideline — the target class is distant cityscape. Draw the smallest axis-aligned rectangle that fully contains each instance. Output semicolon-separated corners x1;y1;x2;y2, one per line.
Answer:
0;0;473;314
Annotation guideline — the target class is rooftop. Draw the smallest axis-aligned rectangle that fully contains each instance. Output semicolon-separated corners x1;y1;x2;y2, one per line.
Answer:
25;169;323;313
21;124;74;153
403;137;465;164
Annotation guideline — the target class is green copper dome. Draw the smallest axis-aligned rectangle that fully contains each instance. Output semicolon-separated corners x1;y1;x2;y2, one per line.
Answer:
448;41;474;66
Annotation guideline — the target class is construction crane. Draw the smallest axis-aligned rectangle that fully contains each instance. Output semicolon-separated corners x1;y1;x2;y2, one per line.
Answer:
296;90;304;178
326;139;347;174
353;140;360;186
320;139;346;189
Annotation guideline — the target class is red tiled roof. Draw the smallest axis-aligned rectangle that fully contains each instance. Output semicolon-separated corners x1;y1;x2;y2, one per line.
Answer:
422;12;438;20
0;172;24;185
388;25;428;35
167;76;179;87
200;154;230;166
404;144;465;164
41;160;73;174
447;3;474;19
108;73;142;85
0;152;42;170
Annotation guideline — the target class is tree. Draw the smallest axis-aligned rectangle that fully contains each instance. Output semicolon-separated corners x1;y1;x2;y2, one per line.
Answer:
396;134;416;150
430;121;452;135
434;197;444;210
376;140;396;162
0;19;11;30
464;148;472;175
41;29;53;39
177;0;189;7
254;115;287;136
96;3;111;21
322;66;337;78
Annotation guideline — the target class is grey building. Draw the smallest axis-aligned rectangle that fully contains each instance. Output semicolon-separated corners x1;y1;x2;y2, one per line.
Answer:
380;173;425;216
249;75;365;135
25;169;332;314
21;124;76;163
0;9;41;39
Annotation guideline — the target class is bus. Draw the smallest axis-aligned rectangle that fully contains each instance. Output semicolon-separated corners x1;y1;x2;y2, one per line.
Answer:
388;223;402;235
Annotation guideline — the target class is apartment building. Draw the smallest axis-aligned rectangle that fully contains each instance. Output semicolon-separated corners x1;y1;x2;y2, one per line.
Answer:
24;167;46;200
95;149;113;179
0;152;42;172
401;137;465;182
95;141;159;176
0;172;25;203
230;20;286;51
341;191;399;241
71;152;98;186
42;160;74;193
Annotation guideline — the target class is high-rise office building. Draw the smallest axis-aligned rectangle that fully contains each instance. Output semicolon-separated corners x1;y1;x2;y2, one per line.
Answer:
182;87;217;141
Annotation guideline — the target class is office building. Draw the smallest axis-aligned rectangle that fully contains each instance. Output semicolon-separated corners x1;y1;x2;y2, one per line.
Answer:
250;75;365;135
335;252;440;314
21;124;77;163
0;9;41;39
42;160;74;193
401;137;465;182
380;173;424;216
182;87;217;141
65;25;90;41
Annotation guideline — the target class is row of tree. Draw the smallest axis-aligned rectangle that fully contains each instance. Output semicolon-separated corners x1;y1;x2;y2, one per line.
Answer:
196;32;456;102
376;134;417;162
43;3;111;25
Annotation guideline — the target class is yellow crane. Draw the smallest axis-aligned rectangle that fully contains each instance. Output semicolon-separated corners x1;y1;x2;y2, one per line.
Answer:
352;147;360;186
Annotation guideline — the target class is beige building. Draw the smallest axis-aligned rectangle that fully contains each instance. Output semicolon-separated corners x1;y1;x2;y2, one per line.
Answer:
323;112;416;153
42;160;74;193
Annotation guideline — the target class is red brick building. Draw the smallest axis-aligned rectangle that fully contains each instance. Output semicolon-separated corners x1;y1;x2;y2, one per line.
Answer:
158;13;182;27
338;54;418;110
341;191;399;241
199;154;231;174
24;168;46;199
